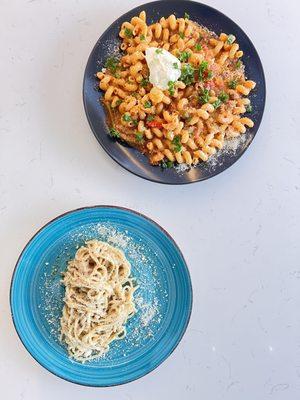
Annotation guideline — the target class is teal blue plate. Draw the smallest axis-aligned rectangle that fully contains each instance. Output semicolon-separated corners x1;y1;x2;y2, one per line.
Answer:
10;206;192;386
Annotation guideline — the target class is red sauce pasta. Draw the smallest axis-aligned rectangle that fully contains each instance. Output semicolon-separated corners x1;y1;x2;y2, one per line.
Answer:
97;11;256;167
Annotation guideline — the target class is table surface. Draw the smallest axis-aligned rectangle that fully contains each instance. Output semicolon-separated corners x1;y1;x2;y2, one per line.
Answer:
1;0;300;399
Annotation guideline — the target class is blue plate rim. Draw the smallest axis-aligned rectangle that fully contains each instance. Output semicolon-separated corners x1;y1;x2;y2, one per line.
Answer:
9;205;193;387
82;0;266;185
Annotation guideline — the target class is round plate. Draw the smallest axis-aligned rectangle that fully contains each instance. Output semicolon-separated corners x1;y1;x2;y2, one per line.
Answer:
10;206;192;386
83;0;266;184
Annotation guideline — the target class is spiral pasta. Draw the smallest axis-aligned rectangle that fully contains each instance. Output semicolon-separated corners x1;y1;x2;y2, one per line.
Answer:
98;11;256;167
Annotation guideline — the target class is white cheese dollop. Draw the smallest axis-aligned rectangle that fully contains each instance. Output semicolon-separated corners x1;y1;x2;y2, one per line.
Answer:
145;47;181;90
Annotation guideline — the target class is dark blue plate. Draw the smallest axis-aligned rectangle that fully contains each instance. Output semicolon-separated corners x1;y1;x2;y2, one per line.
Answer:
83;0;266;184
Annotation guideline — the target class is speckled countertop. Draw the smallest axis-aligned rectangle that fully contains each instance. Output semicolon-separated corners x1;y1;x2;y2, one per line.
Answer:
1;1;299;399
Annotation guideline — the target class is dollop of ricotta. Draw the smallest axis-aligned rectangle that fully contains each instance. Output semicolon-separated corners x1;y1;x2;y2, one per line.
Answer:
145;47;181;90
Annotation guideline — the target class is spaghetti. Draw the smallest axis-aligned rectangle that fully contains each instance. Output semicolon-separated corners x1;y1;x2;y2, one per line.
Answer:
60;240;136;362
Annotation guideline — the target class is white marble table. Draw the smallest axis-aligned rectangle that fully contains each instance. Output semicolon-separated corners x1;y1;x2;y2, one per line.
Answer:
1;1;300;399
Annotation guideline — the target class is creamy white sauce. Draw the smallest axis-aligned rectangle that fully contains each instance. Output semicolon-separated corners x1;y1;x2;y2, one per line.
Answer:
145;47;181;90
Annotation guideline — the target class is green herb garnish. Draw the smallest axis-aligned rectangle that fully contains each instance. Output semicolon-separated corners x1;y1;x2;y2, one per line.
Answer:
198;60;208;81
195;43;202;51
212;99;222;109
156;48;163;54
123;114;132;122
178;51;190;62
218;91;229;103
168;81;175;96
180;63;195;85
213;91;229;108
199;88;210;104
105;56;119;74
206;70;213;80
144;100;152;108
184;12;190;20
179;32;185;39
146;115;155;122
228;80;238;89
124;28;133;38
200;61;209;70
132;119;138;127
140;34;146;41
161;160;174;169
109;128;120;138
246;104;253;113
114;99;123;107
227;34;235;44
236;60;242;69
141;77;149;88
172;135;182;153
135;132;144;142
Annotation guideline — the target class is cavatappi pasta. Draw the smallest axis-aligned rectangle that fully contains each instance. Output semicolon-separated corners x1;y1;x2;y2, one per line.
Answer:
97;11;256;167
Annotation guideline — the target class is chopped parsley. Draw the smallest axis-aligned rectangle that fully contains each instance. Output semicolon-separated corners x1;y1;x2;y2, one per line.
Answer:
109;128;120;138
212;99;222;109
200;60;209;70
141;77;149;88
180;63;195;85
168;81;175;96
124;28;133;38
236;60;242;69
179;32;185;39
105;56;119;74
146;115;155;122
178;50;190;62
173;62;179;69
195;43;202;51
132;119;138;127
135;132;144;142
184;12;190;20
140;34;146;41
172;135;182;153
144;100;152;108
155;48;163;54
122;114;132;122
218;91;229;103
199;88;210;104
206;70;213;80
161;160;174;169
114;99;123;107
227;34;235;44
246;104;253;113
213;91;229;108
198;60;208;81
228;80;238;89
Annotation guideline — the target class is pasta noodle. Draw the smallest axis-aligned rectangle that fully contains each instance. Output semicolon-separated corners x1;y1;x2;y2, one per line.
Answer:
60;240;136;362
97;11;256;167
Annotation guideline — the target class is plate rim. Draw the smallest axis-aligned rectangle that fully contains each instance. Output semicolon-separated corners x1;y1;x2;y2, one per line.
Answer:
82;0;266;185
9;205;193;387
